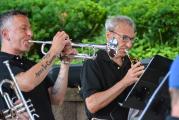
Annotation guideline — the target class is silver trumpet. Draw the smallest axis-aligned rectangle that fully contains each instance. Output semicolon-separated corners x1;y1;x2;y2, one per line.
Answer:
29;38;118;60
0;60;39;120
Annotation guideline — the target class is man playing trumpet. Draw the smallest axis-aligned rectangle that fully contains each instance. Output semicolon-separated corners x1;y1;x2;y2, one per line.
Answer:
80;16;145;120
0;9;77;120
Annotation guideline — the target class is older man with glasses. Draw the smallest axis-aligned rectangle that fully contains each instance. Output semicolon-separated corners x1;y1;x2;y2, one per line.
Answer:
80;16;144;120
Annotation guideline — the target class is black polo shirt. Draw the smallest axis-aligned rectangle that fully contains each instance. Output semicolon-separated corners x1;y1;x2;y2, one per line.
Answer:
0;52;55;120
80;50;132;120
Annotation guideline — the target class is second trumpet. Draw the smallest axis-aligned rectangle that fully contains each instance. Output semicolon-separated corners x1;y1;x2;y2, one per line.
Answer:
29;39;118;60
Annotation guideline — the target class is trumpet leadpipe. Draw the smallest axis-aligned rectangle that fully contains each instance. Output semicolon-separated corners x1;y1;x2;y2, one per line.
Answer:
71;43;106;49
29;40;106;49
29;39;118;59
125;49;132;63
29;40;52;44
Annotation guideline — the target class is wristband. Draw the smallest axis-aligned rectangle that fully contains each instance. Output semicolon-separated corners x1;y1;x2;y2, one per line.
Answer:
61;60;70;65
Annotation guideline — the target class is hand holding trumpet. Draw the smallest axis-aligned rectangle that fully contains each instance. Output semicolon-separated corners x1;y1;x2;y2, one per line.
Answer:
49;31;72;56
60;42;78;64
122;50;145;86
123;61;145;86
11;100;29;120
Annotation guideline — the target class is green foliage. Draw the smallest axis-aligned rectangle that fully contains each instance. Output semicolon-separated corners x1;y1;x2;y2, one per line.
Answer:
129;37;179;59
64;0;107;42
99;0;179;45
95;0;179;59
0;0;107;62
0;0;179;61
0;0;107;41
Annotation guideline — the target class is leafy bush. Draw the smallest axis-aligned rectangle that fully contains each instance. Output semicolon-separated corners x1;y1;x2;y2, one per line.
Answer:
99;0;179;45
64;0;107;42
0;0;178;61
96;0;179;59
0;0;107;61
129;37;179;59
0;0;107;41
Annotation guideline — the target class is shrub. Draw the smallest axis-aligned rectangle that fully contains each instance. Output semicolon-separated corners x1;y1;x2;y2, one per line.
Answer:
96;0;179;59
0;0;107;61
99;0;179;45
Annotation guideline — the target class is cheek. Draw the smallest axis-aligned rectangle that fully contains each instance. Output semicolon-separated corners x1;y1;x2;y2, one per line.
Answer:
9;31;19;41
118;41;125;47
9;35;23;48
126;42;133;49
10;39;20;48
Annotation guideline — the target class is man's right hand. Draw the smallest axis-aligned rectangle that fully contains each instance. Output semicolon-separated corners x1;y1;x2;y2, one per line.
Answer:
50;31;71;56
123;61;145;86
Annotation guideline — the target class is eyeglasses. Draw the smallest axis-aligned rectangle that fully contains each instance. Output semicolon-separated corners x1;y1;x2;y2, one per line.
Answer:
111;31;135;43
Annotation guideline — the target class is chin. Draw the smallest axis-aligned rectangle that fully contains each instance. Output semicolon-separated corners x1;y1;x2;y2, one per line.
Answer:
114;54;125;59
116;52;126;57
22;48;31;53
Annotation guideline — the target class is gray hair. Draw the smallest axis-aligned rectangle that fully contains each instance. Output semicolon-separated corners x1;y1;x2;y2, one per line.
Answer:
0;10;27;41
105;15;136;32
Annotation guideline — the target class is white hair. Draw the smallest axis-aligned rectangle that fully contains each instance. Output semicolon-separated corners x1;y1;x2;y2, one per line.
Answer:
105;15;136;32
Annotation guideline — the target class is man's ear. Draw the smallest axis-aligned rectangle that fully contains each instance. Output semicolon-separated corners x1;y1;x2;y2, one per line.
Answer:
1;29;10;41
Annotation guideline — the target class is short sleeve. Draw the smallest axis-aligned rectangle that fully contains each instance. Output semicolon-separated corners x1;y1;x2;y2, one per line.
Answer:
80;60;103;99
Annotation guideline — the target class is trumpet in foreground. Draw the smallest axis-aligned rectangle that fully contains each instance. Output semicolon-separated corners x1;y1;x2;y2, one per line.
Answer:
0;60;39;120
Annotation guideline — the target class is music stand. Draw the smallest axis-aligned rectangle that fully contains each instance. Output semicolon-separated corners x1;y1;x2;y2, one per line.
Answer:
138;71;170;120
119;55;172;110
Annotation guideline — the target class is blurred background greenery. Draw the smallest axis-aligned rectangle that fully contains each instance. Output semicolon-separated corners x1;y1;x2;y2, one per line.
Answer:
0;0;178;63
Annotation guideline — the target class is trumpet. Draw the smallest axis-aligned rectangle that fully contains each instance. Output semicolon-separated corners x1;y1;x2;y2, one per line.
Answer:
29;38;118;60
0;60;39;120
125;49;139;65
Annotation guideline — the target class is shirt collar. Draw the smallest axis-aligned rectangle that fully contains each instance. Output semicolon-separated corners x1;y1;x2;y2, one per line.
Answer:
96;50;131;67
0;51;22;60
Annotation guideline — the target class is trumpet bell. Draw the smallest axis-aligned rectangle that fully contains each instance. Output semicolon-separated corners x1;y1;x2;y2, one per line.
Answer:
106;38;118;58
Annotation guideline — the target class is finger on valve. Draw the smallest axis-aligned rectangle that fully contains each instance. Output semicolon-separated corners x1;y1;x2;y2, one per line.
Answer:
16;112;29;120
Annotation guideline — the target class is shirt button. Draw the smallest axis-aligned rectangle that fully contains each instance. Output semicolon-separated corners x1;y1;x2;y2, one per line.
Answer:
117;67;120;69
20;63;23;65
16;57;19;60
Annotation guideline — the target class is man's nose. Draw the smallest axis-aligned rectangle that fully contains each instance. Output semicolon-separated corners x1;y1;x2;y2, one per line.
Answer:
126;41;132;48
27;29;33;37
